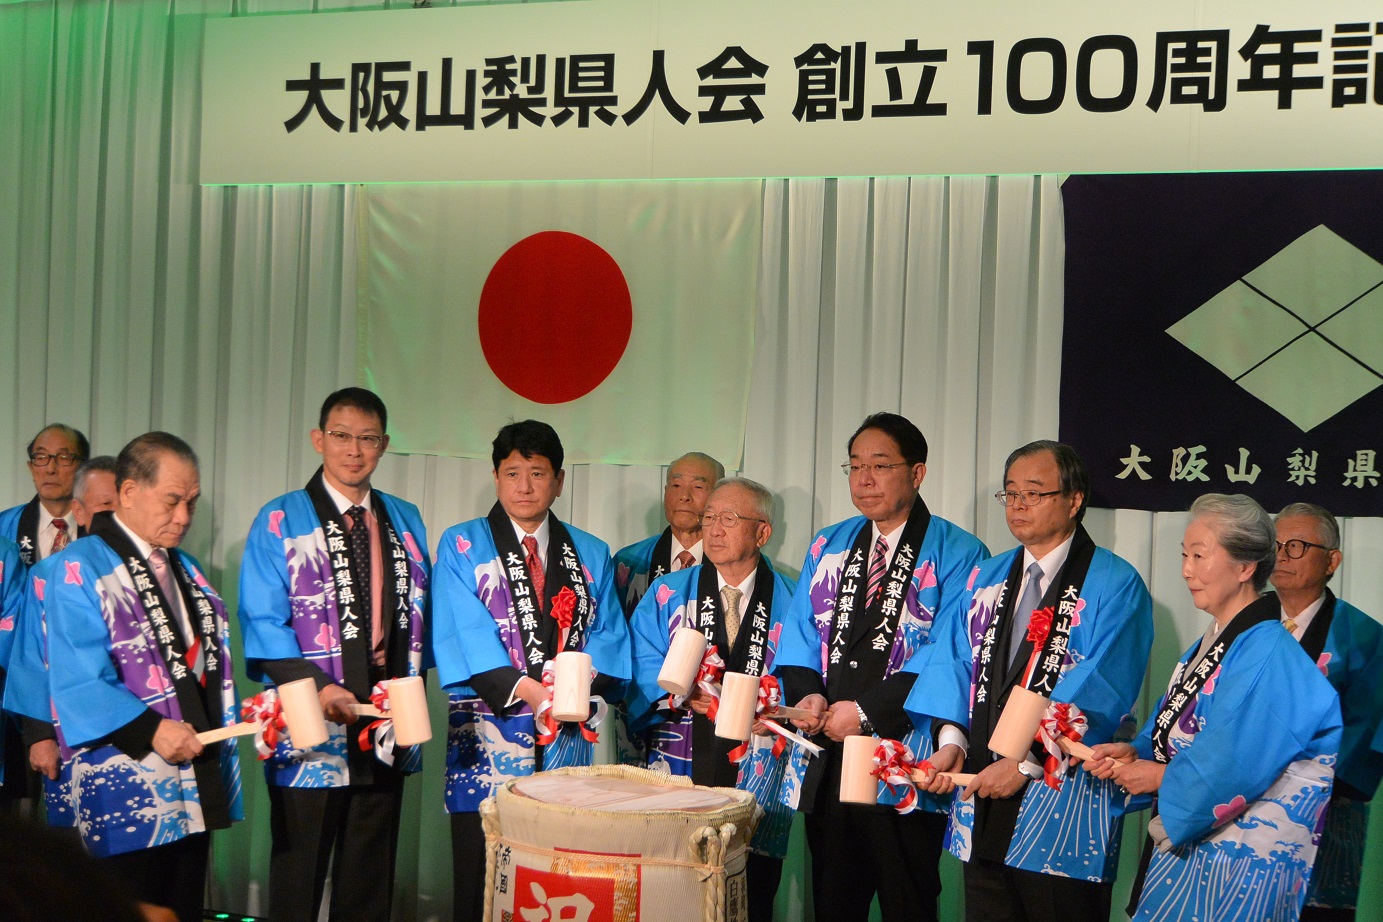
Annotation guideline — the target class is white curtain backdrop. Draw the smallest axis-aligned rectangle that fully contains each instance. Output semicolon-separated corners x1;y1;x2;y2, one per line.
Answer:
2;1;1380;920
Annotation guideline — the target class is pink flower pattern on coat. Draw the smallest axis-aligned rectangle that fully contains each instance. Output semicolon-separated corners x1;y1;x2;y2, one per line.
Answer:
1212;794;1248;828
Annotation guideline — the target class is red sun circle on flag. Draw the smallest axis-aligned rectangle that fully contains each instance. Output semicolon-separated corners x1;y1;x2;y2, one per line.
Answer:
478;230;633;405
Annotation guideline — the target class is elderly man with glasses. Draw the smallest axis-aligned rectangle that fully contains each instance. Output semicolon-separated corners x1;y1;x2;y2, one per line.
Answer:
906;440;1153;922
1272;503;1383;922
1;423;90;566
626;476;796;921
238;387;432;922
773;412;989;922
0;422;89;808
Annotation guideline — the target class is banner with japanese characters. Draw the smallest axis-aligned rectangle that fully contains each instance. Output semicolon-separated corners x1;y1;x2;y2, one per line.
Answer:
1059;172;1383;517
200;0;1383;184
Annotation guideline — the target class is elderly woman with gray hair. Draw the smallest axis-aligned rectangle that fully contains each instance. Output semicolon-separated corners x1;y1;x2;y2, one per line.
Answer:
1085;494;1341;922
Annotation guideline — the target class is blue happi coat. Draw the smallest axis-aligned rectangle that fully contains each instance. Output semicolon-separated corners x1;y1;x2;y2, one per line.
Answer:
906;542;1153;879
431;516;631;813
627;563;797;858
0;500;36;564
614;531;664;616
1129;619;1340;922
0;536;27;785
774;512;988;811
45;536;243;857
238;487;431;787
0;536;24;667
1;551;78;825
1294;595;1382;910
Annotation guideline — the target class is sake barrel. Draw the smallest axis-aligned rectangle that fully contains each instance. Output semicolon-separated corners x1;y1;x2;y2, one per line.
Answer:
482;765;759;922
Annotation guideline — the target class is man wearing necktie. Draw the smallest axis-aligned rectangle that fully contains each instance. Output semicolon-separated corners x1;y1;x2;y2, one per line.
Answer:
430;419;631;922
1271;503;1383;922
774;412;989;922
4;456;117;827
908;441;1153;922
613;451;725;616
626;477;796;921
0;423;89;807
238;388;432;922
611;451;724;766
0;423;90;567
44;433;242;922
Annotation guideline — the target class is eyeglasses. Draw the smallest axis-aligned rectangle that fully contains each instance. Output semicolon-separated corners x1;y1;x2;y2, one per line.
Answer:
323;430;386;451
700;511;767;529
29;451;81;468
841;462;910;477
1275;539;1332;559
994;490;1063;507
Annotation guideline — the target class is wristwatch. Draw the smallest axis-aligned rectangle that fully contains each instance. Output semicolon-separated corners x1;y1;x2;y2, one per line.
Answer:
854;702;874;735
1016;760;1041;781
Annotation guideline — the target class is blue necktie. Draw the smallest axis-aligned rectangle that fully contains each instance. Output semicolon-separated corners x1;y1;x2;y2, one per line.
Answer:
1009;562;1045;668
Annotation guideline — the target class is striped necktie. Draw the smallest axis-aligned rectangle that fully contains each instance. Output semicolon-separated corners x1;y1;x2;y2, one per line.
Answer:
865;534;889;607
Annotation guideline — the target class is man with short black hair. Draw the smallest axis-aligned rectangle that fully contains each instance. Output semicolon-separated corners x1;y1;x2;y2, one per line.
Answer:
46;432;241;922
431;419;631;922
0;423;90;565
239;387;431;922
1272;503;1383;922
775;412;989;922
5;456;118;824
909;440;1153;922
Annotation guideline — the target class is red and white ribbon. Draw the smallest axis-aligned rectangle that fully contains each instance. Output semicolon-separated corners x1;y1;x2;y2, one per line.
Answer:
870;738;932;814
240;689;286;761
1036;702;1089;790
534;660;606;746
357;680;402;765
672;643;726;717
728;674;823;763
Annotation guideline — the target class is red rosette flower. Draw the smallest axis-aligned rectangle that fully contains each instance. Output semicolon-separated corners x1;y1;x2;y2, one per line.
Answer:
550;585;578;633
1026;606;1055;646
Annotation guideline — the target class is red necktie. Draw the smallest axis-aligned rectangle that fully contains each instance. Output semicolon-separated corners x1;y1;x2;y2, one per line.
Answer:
51;518;70;553
674;550;695;571
523;535;547;612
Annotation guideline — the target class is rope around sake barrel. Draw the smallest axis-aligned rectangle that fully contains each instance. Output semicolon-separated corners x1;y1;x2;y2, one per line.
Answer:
482;765;757;922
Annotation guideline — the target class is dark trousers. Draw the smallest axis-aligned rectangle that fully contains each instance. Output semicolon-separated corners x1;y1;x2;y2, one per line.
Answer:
746;851;784;922
452;811;487;922
804;754;947;922
103;832;209;922
1301;908;1356;922
964;855;1112;922
268;775;406;922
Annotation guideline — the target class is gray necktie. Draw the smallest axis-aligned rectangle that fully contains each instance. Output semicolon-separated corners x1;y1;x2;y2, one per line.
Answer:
721;586;743;645
1008;561;1045;667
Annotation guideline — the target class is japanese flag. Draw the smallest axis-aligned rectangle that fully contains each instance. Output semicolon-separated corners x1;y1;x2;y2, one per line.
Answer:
358;180;761;465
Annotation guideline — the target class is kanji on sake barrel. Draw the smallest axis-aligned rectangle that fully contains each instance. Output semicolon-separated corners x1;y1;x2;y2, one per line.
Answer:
481;765;760;922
